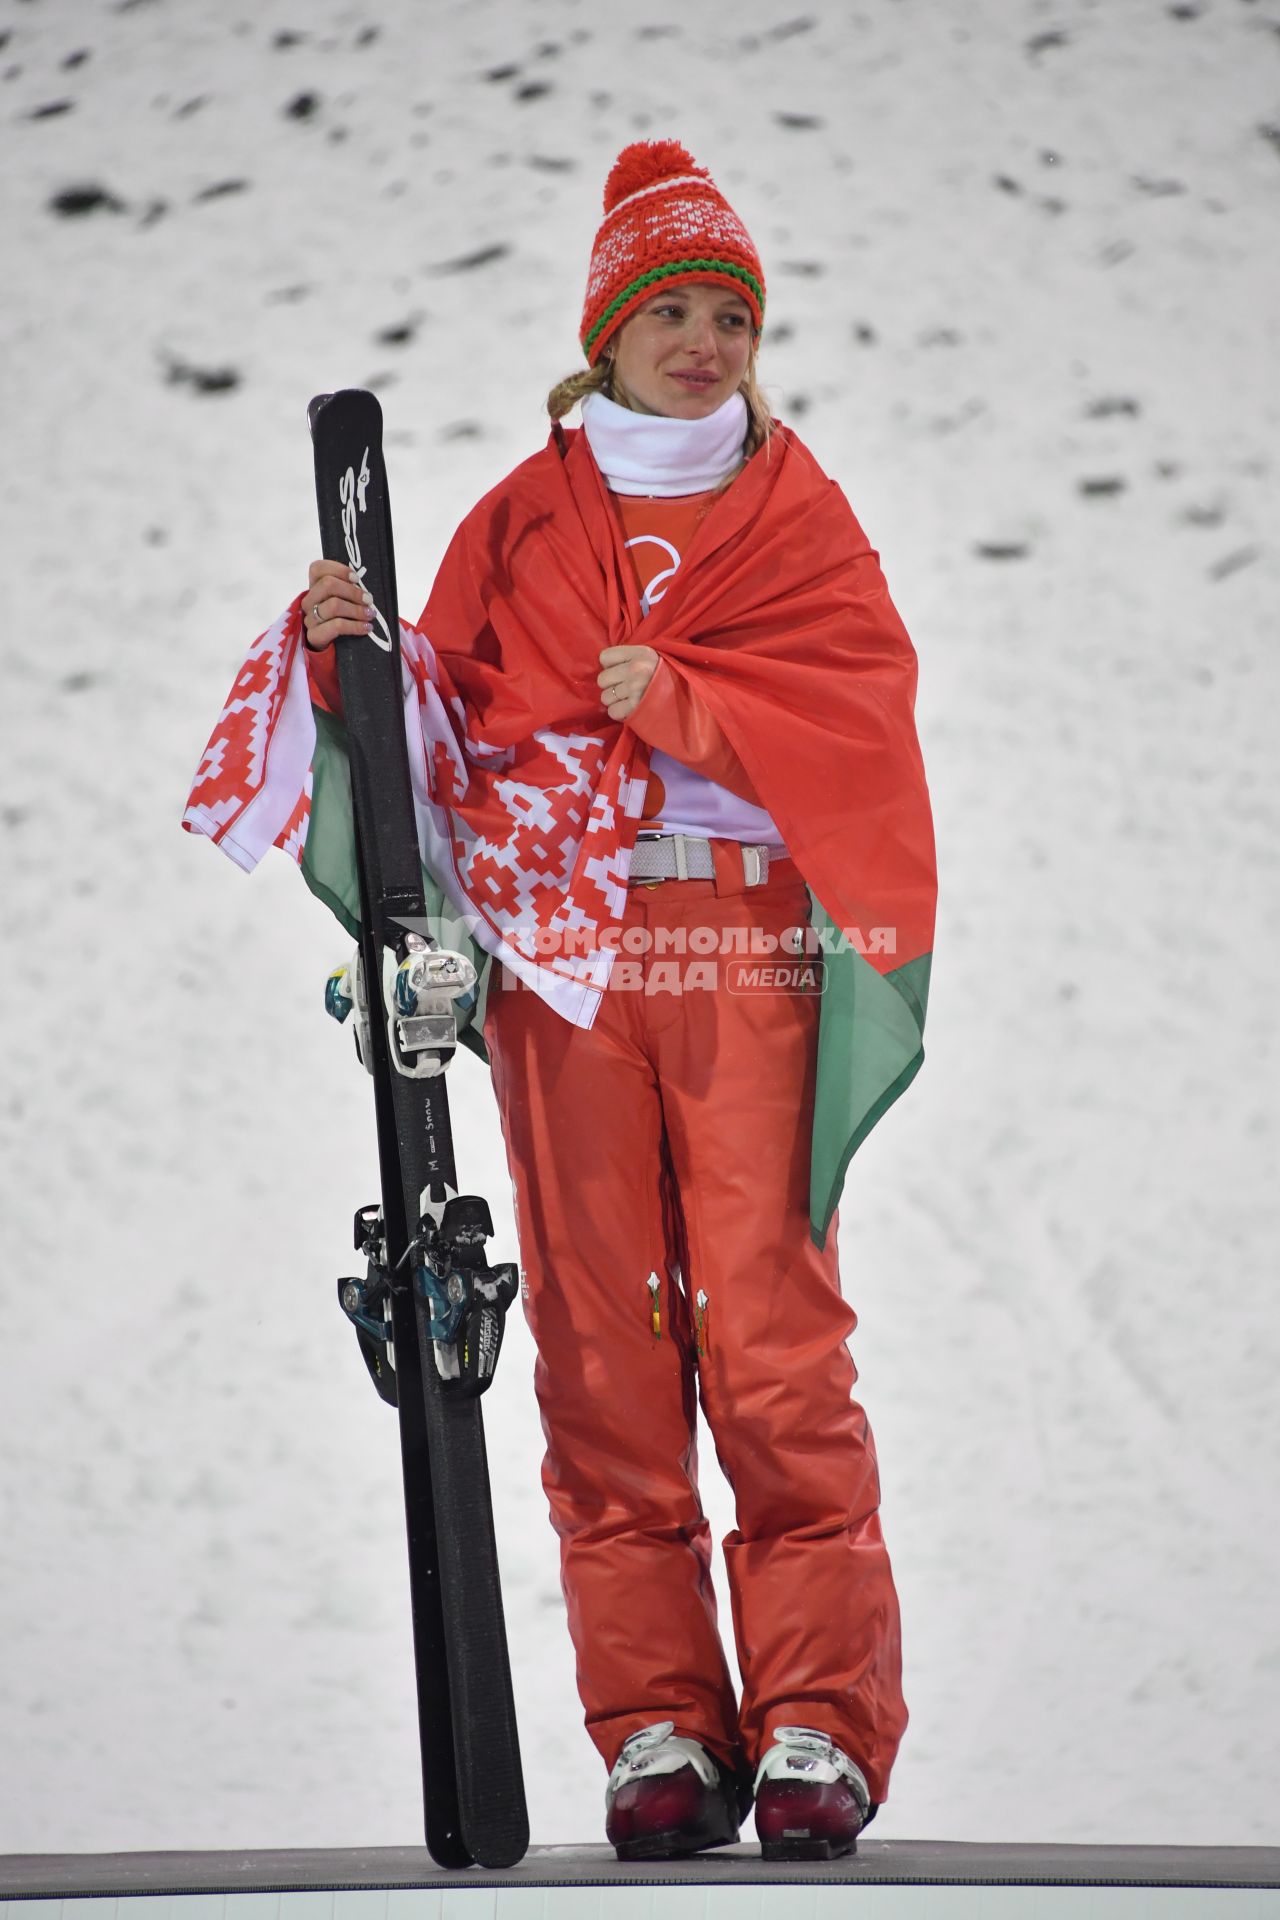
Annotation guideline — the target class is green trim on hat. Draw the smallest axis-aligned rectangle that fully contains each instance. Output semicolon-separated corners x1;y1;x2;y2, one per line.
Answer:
583;259;765;358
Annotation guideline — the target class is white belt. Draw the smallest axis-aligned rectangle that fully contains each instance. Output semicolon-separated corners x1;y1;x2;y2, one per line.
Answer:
628;831;771;887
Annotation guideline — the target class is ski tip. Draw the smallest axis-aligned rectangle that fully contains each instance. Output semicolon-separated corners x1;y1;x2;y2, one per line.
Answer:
308;388;383;437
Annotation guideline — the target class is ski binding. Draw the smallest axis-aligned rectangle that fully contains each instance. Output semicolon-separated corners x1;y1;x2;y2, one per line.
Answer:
339;1194;518;1400
326;932;477;1079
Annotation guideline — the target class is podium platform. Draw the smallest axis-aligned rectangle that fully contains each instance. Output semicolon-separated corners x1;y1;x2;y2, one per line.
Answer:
3;1843;1280;1917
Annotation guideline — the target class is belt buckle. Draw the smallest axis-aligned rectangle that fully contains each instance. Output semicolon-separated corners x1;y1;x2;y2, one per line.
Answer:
742;844;768;887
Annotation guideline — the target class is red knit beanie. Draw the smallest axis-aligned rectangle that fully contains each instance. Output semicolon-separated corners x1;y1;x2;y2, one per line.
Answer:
579;139;766;365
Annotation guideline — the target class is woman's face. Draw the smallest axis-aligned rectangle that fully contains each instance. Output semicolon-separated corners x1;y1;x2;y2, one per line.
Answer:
607;281;755;419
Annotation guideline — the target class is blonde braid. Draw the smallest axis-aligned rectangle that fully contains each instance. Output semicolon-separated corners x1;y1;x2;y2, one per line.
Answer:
547;360;616;422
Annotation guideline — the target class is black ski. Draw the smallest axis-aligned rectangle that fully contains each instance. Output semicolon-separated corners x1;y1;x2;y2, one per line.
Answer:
308;388;527;1870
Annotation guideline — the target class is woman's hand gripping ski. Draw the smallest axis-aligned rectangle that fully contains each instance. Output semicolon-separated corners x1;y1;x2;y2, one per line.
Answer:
302;558;377;648
598;644;660;722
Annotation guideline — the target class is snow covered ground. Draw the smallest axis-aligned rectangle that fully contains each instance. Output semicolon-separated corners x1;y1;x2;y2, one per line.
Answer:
2;0;1277;1856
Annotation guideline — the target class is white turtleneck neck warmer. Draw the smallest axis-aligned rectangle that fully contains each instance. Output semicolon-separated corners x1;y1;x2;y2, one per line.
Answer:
579;388;748;497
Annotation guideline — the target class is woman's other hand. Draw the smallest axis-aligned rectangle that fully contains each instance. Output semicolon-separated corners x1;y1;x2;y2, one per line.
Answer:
598;644;660;722
303;559;375;650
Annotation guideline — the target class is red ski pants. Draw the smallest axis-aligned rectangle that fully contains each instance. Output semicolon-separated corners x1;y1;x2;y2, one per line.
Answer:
482;843;908;1802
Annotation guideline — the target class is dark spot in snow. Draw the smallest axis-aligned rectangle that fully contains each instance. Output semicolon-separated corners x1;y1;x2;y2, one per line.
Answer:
535;40;561;56
174;95;207;117
1078;476;1127;497
284;90;319;119
775;111;824;129
1153;460;1181;480
114;0;161;11
193;178;249;202
0;33;9;52
853;322;877;345
1132;175;1185;196
1181;502;1225;527
1085;396;1140;418
1038;195;1068;214
138;198;167;227
1258;123;1280;157
327;126;348;143
441;422;483;442
515;80;553;101
273;29;305;48
919;326;962;346
363;371;398;391
485;63;521;81
436;242;511;272
786;394;812;416
528;153;576;172
62;671;97;693
144;526;168;545
49;183;125;216
635;25;680;38
974;542;1030;560
1040;149;1062;166
591;90;612;107
1167;3;1202;17
265;285;309;302
929;399;986;434
766;16;817;37
1026;29;1070;55
165;356;242;396
1208;546;1259;581
780;260;824;276
1099;238;1135;266
2;806;28;829
766;321;796;344
355;25;379;44
375;319;418;346
30;99;74;118
994;174;1023;194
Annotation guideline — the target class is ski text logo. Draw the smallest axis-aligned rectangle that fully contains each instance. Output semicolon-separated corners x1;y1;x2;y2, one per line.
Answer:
339;449;393;652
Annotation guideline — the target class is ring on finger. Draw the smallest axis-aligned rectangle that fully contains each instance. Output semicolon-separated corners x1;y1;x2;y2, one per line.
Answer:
311;603;323;622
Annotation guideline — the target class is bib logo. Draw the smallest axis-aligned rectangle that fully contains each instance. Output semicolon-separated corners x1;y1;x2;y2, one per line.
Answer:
339;449;393;652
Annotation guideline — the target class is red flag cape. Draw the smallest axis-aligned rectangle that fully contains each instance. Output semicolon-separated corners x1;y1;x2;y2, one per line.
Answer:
423;420;936;980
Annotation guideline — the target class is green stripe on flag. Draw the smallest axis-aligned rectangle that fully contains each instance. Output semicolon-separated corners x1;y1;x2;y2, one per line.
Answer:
807;892;931;1250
